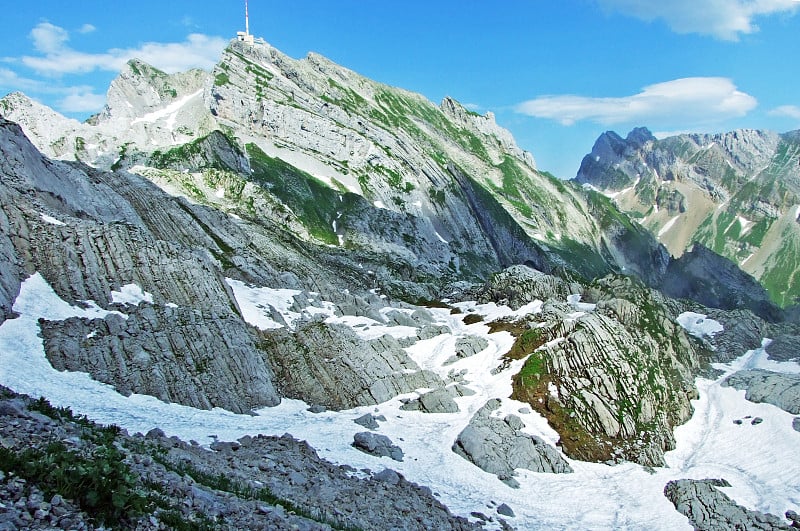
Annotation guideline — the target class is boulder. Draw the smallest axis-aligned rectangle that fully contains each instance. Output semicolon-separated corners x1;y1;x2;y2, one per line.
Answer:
354;413;381;430
452;399;572;487
401;388;460;414
352;432;403;462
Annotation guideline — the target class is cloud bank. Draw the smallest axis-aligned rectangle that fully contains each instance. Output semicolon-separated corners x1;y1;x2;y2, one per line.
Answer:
515;77;757;127
596;0;800;40
22;22;227;76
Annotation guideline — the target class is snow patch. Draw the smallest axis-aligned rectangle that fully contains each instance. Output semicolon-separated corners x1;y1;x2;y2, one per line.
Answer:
567;294;596;312
676;312;723;339
1;274;798;530
658;215;680;238
40;213;66;226
737;216;753;236
226;278;339;331
130;89;203;130
215;188;225;199
110;284;154;306
373;200;386;209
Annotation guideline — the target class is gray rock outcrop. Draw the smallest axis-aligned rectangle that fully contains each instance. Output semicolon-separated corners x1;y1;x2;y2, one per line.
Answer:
400;387;460;414
261;321;443;410
664;479;791;530
722;369;800;414
41;305;280;414
516;275;700;466
452;399;572;486
443;335;490;365
478;264;574;310
0;386;479;530
352;432;404;462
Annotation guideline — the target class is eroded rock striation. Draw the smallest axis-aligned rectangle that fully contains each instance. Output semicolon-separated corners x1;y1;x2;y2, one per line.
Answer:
483;267;701;466
261;321;443;410
664;479;792;530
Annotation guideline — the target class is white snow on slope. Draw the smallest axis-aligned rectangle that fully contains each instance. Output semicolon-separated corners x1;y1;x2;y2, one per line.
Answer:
677;312;724;339
130;89;203;130
40;213;66;226
658;215;680;238
110;283;154;306
1;273;799;530
737;216;753;236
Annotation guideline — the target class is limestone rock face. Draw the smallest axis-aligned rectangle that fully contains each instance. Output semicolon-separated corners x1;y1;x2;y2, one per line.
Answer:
4;115;485;416
491;269;701;466
261;321;444;410
478;264;574;310
452;399;572;486
664;479;791;530
41;306;280;414
1;38;689;289
722;369;800;414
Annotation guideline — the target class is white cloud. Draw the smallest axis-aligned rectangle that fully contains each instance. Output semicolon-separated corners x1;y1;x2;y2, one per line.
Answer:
58;90;106;113
769;105;800;119
78;24;96;34
21;22;227;76
515;77;757;127
30;22;70;54
596;0;800;40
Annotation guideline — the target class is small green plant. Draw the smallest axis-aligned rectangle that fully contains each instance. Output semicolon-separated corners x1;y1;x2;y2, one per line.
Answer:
0;441;149;525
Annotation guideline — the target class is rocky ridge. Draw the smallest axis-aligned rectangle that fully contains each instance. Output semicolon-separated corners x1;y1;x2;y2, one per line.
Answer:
452;399;573;487
664;479;792;530
722;370;800;415
1;38;687;291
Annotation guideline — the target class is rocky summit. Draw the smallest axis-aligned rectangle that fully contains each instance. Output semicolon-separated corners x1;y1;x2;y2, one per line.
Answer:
1;35;800;530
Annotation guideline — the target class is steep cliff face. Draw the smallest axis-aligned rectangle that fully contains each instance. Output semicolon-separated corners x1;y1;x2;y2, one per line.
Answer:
576;127;800;307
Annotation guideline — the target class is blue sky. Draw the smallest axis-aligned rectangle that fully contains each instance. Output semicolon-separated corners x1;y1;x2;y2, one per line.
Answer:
1;0;799;178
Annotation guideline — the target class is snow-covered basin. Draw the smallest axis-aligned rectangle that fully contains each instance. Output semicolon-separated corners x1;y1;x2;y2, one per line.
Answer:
0;274;798;530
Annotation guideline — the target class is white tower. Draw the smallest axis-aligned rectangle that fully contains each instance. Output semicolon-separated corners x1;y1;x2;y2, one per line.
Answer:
237;0;255;44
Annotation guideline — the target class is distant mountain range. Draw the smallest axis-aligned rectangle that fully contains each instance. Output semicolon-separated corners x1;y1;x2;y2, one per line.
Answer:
576;126;800;307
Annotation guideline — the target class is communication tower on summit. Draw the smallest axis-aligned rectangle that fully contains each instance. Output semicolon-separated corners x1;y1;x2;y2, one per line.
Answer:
237;0;255;44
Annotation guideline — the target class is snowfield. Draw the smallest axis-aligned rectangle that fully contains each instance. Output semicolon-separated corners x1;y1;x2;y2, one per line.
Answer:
1;273;799;530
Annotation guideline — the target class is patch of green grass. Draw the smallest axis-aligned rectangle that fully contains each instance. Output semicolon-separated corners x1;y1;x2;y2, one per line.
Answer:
214;72;230;86
246;143;342;245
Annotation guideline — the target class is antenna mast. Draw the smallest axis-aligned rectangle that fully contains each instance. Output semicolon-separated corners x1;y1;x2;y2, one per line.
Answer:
237;0;255;44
